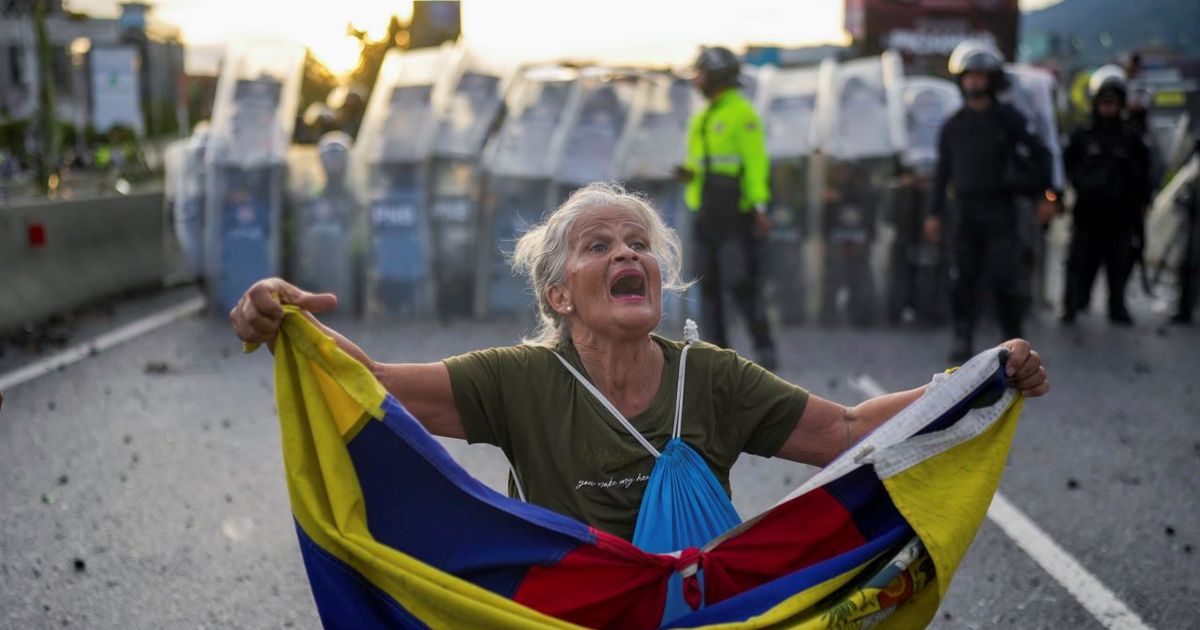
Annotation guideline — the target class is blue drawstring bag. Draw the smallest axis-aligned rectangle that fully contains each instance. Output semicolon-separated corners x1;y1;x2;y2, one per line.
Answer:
633;436;742;624
555;322;742;625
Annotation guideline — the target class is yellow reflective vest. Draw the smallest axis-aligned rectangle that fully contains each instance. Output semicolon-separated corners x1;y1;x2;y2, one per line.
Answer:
684;88;771;213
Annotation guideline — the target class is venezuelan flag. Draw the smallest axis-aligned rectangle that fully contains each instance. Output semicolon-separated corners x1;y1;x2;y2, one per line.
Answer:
260;307;1023;629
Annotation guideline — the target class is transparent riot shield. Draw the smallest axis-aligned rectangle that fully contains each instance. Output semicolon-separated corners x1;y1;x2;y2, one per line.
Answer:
758;65;821;325
815;54;906;161
1005;65;1064;191
476;66;578;318
204;44;304;312
900;78;960;170
739;64;761;103
163;125;209;285
883;77;961;325
552;68;640;199
354;47;452;318
162;139;186;284
812;53;905;326
428;49;509;320
616;72;698;329
1004;64;1064;310
1145;153;1198;298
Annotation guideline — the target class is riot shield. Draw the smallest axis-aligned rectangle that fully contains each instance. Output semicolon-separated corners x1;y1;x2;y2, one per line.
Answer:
812;53;905;326
553;68;640;196
204;44;304;312
758;64;821;325
429;47;510;319
815;54;906;161
476;66;578;318
1004;64;1064;310
163;125;209;284
1004;65;1065;191
886;77;960;325
354;47;452;318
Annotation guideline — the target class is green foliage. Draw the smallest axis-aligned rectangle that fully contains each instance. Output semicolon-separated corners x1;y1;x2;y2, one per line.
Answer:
0;119;31;164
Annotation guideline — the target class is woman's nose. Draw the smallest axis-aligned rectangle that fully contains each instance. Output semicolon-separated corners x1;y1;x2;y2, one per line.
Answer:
612;243;640;261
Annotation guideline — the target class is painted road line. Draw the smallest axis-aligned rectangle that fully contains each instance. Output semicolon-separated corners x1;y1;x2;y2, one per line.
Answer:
0;294;207;392
847;372;1155;630
988;493;1153;630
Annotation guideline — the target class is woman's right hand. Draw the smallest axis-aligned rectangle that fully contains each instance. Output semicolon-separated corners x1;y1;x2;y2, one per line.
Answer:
229;278;338;346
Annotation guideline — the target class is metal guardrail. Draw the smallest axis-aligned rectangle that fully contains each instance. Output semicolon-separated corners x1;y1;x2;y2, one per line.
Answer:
1;192;166;333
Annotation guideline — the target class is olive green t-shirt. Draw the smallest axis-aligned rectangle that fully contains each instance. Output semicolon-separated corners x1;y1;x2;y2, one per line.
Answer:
443;336;808;541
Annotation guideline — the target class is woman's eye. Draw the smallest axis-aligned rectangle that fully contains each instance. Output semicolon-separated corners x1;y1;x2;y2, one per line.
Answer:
588;242;607;253
630;241;647;251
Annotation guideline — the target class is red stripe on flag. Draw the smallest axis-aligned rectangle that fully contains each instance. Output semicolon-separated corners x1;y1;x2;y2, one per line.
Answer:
514;528;675;630
703;488;867;605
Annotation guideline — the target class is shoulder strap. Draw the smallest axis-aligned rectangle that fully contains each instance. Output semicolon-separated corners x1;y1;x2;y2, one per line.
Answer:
554;323;700;456
671;319;699;440
553;352;661;458
672;345;691;440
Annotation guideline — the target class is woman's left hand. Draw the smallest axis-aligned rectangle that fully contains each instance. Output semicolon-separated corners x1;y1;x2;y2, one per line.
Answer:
1000;339;1049;397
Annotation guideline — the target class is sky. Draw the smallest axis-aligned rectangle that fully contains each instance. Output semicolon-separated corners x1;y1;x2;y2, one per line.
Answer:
65;0;1062;76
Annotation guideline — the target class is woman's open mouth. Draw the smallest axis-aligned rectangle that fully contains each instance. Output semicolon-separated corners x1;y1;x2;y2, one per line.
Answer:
609;271;647;301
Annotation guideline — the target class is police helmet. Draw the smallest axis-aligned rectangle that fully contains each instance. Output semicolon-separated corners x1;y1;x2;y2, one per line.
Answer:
694;46;741;89
1088;64;1128;102
317;131;352;178
948;41;1008;95
948;41;1004;76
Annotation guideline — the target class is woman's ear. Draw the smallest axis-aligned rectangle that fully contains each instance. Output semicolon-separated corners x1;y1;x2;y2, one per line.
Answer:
546;284;573;316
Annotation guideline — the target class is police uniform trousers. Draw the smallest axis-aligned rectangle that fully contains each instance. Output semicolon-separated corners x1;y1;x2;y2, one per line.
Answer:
693;209;774;352
948;194;1024;343
1062;213;1137;318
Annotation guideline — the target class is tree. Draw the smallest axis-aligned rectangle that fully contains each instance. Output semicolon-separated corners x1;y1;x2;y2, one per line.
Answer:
348;15;410;108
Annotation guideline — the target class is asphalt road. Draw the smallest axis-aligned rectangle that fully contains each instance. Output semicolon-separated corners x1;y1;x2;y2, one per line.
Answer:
1;287;1197;629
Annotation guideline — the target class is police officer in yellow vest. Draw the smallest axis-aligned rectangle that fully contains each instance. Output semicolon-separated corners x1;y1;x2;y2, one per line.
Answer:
677;46;777;370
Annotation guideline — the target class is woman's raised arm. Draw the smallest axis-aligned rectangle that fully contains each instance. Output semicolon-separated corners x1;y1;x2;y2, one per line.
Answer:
230;278;466;439
774;339;1047;467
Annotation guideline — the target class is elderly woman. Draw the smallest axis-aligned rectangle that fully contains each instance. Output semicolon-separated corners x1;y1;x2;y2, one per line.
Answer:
230;182;1048;543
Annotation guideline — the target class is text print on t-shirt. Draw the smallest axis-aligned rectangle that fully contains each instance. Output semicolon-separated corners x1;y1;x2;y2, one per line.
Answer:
575;473;651;491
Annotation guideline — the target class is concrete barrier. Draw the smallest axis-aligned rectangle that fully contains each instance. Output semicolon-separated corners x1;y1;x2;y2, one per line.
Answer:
2;192;167;333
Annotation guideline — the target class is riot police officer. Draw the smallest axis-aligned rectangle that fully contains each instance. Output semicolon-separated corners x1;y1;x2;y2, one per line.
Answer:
1060;66;1152;325
925;41;1051;362
678;46;777;369
293;132;361;311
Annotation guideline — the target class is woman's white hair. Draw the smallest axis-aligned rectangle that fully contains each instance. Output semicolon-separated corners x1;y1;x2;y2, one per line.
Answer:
510;182;689;346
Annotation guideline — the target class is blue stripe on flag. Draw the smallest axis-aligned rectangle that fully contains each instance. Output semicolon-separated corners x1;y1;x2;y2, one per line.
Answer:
296;522;432;630
824;465;908;542
346;395;597;597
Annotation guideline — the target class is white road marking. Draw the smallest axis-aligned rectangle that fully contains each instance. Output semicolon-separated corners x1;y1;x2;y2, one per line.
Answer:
848;373;1154;630
988;493;1153;630
0;294;207;391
